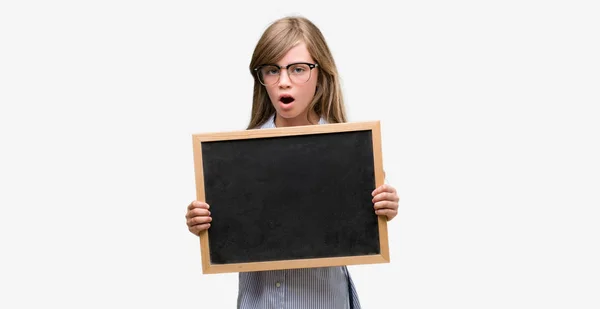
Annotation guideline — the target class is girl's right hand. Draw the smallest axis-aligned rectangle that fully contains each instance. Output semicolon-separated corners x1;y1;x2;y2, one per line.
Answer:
185;200;212;236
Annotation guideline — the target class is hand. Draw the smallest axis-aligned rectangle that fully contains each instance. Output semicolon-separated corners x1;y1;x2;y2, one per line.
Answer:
372;184;400;221
186;200;212;236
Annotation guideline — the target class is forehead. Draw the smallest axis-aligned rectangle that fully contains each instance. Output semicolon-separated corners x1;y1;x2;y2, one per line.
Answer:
276;42;314;65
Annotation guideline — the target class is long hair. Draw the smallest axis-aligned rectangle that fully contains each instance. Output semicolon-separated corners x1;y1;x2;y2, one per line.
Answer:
247;16;347;129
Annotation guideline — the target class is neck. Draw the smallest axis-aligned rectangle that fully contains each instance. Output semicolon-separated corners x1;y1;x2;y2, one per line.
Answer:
274;111;320;128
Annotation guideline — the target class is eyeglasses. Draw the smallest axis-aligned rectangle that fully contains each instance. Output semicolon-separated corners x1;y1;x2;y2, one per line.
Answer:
254;62;319;86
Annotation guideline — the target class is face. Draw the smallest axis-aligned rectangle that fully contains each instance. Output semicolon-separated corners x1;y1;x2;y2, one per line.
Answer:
262;42;319;127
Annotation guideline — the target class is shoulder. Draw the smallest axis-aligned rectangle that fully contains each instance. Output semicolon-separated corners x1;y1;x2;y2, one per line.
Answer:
257;114;276;129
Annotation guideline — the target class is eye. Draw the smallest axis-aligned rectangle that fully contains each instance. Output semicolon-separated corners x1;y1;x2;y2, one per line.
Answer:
290;64;308;74
261;66;280;76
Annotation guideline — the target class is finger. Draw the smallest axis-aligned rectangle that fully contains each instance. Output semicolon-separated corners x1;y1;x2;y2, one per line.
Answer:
189;223;211;235
372;192;400;203
371;184;396;196
375;209;397;221
187;216;212;227
373;200;398;211
186;208;211;219
187;200;210;211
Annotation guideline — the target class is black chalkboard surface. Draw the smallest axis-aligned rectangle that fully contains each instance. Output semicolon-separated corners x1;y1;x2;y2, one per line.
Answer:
192;121;389;274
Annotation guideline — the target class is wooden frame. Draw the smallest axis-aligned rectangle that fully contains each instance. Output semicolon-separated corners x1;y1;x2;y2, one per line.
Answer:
191;121;389;274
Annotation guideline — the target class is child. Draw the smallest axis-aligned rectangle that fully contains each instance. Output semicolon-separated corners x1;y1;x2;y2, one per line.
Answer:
185;16;400;309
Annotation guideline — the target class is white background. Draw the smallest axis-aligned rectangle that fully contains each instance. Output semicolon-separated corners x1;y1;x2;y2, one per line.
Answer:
1;1;599;308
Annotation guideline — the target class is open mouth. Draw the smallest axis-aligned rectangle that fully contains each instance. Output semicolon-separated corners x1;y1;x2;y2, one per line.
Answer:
280;95;295;104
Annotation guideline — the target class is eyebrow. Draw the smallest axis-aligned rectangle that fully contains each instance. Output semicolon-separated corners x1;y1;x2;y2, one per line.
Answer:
273;61;315;67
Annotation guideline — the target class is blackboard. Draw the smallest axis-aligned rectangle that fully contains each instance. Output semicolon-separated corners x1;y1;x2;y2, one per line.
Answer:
192;121;389;274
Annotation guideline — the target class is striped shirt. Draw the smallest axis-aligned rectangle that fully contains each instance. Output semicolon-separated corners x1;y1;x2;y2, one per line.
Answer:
236;114;362;309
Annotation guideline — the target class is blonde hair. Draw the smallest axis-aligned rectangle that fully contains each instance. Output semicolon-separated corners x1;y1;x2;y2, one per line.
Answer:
247;16;347;129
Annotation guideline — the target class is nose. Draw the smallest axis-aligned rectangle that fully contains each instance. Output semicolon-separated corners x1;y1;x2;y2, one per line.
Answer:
278;69;292;88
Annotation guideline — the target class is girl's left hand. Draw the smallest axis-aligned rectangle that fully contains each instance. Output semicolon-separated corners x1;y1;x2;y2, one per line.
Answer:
372;184;400;221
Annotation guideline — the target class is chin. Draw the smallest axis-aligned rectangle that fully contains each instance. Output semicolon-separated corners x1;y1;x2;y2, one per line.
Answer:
277;113;304;122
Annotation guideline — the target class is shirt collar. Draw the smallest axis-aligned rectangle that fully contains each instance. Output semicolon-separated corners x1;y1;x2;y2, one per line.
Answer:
260;114;327;129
